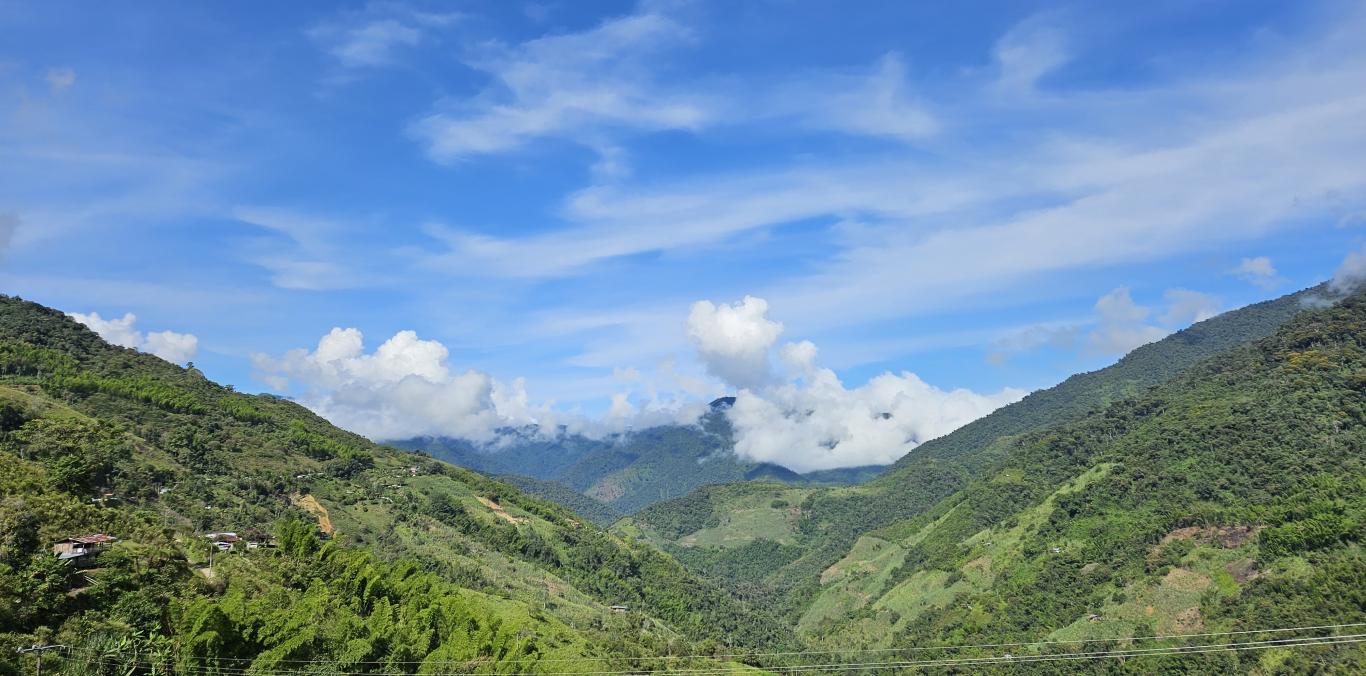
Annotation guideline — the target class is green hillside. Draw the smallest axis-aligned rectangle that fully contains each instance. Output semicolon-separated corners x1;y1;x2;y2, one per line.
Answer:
771;285;1366;671
495;475;624;527
0;296;792;674
622;285;1334;620
619;285;1366;670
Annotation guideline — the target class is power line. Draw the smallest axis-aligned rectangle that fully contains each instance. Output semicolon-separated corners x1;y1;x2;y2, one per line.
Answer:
71;620;1366;667
76;632;1366;676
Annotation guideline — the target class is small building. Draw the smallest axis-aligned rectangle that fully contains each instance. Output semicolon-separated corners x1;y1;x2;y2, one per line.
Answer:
1087;613;1102;623
205;532;240;551
52;534;117;565
609;605;629;614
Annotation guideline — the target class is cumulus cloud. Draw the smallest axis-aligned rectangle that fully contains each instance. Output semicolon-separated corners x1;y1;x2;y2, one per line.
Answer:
688;296;1025;471
1085;287;1220;356
67;311;198;363
1232;256;1279;288
1086;287;1167;355
686;296;783;390
250;326;697;443
250;328;519;442
992;287;1222;363
1094;287;1150;324
729;368;1025;472
1330;243;1366;294
1161;288;1221;326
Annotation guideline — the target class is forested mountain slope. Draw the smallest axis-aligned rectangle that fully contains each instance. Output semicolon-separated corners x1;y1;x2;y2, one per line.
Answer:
0;296;791;674
773;285;1366;671
622;284;1327;620
618;285;1366;671
396;405;881;515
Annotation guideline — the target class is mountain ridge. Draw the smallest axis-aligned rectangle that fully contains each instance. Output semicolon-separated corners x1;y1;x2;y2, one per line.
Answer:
0;295;793;673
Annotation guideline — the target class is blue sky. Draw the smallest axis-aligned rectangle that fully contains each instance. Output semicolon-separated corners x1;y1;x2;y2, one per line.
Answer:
4;1;1366;470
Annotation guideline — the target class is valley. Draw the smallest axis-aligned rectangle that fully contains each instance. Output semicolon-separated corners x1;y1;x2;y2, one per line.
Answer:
3;285;1364;673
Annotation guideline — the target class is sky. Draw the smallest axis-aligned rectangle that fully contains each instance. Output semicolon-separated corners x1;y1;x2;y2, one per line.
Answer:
4;1;1366;471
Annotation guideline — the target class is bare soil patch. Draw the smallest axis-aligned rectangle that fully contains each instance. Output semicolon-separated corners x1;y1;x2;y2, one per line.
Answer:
292;493;334;534
1225;558;1261;583
1162;525;1260;548
477;495;528;525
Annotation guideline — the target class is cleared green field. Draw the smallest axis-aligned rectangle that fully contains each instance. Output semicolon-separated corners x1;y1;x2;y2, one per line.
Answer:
676;486;811;548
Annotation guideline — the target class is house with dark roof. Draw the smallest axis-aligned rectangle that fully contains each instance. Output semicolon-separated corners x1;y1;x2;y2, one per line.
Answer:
205;532;240;551
52;534;117;566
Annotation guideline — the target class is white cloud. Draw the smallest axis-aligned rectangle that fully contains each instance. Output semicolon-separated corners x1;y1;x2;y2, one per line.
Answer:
407;10;945;165
410;7;707;161
251;327;519;442
991;14;1068;94
412;7;1366;335
688;296;1024;471
249;326;695;443
729;370;1026;472
1094;287;1150;324
985;322;1081;365
67;311;199;363
779;53;938;141
309;9;458;69
1232;256;1279;288
687;296;784;390
45;68;76;94
69;311;141;348
328;20;421;67
1330;243;1366;294
992;287;1220;363
1161;288;1221;325
1089;287;1220;356
1086;323;1170;357
142;330;200;364
779;340;818;372
232;207;378;290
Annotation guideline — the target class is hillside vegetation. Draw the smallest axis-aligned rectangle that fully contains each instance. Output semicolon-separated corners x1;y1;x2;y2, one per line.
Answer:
0;296;791;674
621;285;1366;670
768;286;1366;671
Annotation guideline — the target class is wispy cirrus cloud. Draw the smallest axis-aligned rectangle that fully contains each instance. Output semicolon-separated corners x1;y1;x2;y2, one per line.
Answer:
410;7;708;162
232;207;388;291
408;3;946;165
412;5;1366;323
309;6;459;69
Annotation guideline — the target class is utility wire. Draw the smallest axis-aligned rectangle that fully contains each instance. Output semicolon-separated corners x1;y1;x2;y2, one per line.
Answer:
75;620;1366;667
77;632;1366;676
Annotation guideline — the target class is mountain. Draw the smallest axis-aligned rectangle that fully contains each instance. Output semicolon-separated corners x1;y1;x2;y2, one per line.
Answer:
619;285;1345;624
0;295;793;674
494;475;624;527
761;284;1366;670
394;404;882;515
